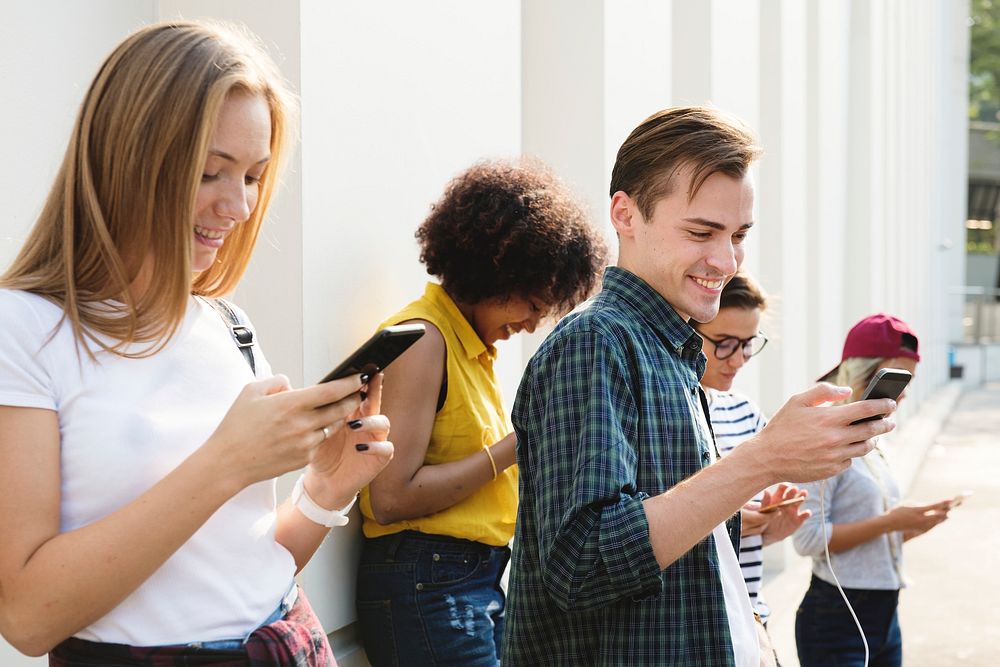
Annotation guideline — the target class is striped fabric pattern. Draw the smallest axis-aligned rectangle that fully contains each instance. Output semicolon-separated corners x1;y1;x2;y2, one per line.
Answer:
706;388;771;622
502;267;739;667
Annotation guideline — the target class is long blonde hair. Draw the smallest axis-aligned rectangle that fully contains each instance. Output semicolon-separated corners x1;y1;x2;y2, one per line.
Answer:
1;21;296;357
832;357;884;405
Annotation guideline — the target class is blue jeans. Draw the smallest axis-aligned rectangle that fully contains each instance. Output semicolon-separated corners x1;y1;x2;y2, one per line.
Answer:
356;531;510;666
795;575;902;667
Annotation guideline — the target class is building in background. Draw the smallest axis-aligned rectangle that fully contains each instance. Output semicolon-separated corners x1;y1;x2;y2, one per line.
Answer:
960;0;1000;382
0;1;968;665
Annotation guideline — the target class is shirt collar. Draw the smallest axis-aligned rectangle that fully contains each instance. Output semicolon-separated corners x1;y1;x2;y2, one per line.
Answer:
422;282;495;361
601;266;705;360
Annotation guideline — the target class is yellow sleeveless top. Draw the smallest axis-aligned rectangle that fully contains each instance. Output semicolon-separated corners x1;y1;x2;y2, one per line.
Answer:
359;283;518;546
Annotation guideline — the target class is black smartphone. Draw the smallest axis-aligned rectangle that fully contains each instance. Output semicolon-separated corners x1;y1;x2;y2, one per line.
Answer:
849;368;912;425
318;324;426;383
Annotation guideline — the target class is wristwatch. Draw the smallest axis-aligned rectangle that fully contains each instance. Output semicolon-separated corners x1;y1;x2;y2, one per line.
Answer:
291;474;356;527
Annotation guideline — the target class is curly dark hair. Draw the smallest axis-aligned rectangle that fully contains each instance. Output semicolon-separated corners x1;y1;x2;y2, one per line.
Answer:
417;159;608;315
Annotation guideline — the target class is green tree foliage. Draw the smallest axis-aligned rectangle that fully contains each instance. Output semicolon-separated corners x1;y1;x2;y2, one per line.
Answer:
971;0;1000;121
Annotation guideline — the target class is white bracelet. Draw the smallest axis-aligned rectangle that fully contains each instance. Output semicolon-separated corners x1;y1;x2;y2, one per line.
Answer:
291;474;356;528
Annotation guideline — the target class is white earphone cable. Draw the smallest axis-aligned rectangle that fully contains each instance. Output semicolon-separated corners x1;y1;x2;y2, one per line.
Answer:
819;478;869;667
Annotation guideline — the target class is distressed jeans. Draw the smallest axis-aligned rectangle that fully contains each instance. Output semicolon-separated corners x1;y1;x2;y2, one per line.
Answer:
356;530;510;666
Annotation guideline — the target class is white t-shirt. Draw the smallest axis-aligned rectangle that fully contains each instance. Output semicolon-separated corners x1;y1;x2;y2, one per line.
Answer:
713;523;760;667
695;390;760;666
0;290;295;645
706;388;771;621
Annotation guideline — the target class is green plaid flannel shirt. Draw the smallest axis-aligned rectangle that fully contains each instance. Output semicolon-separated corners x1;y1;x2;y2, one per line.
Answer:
503;267;740;666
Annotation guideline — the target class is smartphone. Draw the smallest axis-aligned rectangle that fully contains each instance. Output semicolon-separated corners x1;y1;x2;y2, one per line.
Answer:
949;490;974;509
848;368;912;425
757;496;806;514
318;324;426;383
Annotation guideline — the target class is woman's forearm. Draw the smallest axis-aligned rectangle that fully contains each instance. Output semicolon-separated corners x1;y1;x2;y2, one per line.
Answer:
1;446;240;656
274;499;330;573
273;467;359;572
370;438;511;525
827;514;893;553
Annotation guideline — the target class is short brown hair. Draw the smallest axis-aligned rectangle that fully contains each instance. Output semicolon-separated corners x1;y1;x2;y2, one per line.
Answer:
720;271;767;311
609;106;762;219
417;159;608;315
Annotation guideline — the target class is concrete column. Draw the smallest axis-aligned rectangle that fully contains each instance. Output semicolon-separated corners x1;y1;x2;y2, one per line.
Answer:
757;0;809;415
671;0;712;105
603;0;672;195
519;0;606;367
522;0;605;219
805;0;851;382
710;0;764;397
845;0;879;321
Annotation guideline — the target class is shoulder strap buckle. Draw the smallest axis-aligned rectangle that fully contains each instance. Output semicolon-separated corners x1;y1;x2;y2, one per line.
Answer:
204;298;256;374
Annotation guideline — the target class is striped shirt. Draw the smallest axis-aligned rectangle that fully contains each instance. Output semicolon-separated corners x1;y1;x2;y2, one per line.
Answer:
706;389;771;622
503;267;748;666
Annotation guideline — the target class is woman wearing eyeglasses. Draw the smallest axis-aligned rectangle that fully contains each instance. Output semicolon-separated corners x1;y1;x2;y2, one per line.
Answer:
695;272;810;642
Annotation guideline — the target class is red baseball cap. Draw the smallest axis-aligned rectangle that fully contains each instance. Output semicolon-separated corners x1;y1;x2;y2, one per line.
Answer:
818;313;920;382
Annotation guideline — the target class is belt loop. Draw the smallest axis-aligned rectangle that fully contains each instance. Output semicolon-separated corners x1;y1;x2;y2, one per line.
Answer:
382;531;407;562
281;583;299;613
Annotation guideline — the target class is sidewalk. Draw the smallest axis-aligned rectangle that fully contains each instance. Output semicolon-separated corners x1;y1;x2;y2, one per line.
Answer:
762;382;1000;666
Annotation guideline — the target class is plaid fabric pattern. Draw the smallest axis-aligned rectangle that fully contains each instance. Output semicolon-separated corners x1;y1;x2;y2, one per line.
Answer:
502;267;739;666
48;587;334;667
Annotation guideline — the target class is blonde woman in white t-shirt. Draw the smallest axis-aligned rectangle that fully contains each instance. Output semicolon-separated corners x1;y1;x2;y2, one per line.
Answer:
0;22;392;665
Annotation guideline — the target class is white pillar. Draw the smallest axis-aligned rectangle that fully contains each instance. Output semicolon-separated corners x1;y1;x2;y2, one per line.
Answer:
757;0;809;414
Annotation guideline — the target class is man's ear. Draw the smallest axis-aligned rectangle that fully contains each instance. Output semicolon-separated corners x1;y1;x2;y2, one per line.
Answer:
610;191;639;238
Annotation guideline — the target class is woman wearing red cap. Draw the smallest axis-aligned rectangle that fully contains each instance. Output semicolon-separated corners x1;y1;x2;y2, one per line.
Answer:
792;314;952;667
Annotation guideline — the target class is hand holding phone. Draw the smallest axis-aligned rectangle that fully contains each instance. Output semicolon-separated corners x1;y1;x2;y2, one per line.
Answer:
849;368;912;425
319;324;426;384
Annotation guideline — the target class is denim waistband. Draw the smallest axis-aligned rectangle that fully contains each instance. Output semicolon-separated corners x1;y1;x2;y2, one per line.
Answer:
186;580;298;650
365;530;509;562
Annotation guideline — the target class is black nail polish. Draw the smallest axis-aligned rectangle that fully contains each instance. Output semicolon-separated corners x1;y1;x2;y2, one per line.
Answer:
360;391;368;402
356;443;370;452
360;373;371;385
348;419;363;430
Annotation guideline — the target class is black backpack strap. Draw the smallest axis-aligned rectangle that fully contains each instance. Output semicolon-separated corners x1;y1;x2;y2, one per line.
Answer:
205;298;256;375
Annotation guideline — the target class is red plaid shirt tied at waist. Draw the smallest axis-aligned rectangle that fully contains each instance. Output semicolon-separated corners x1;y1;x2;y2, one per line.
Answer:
48;586;334;667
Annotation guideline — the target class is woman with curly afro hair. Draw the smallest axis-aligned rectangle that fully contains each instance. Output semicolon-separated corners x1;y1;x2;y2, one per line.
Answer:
355;159;608;666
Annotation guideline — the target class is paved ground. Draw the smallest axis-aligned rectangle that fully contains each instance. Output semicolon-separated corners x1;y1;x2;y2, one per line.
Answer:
764;383;1000;666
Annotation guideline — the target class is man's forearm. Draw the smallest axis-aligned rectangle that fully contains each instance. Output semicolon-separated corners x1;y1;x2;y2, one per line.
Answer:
643;447;771;569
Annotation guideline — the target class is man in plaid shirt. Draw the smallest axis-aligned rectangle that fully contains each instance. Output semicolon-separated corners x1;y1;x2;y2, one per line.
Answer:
502;107;898;666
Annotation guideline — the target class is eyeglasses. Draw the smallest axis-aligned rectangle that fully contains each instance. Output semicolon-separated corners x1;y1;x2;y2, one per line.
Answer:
698;331;768;361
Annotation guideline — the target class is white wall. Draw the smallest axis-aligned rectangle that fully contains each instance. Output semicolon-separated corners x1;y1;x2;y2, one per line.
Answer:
294;0;522;646
757;0;810;416
0;0;969;663
0;0;155;272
